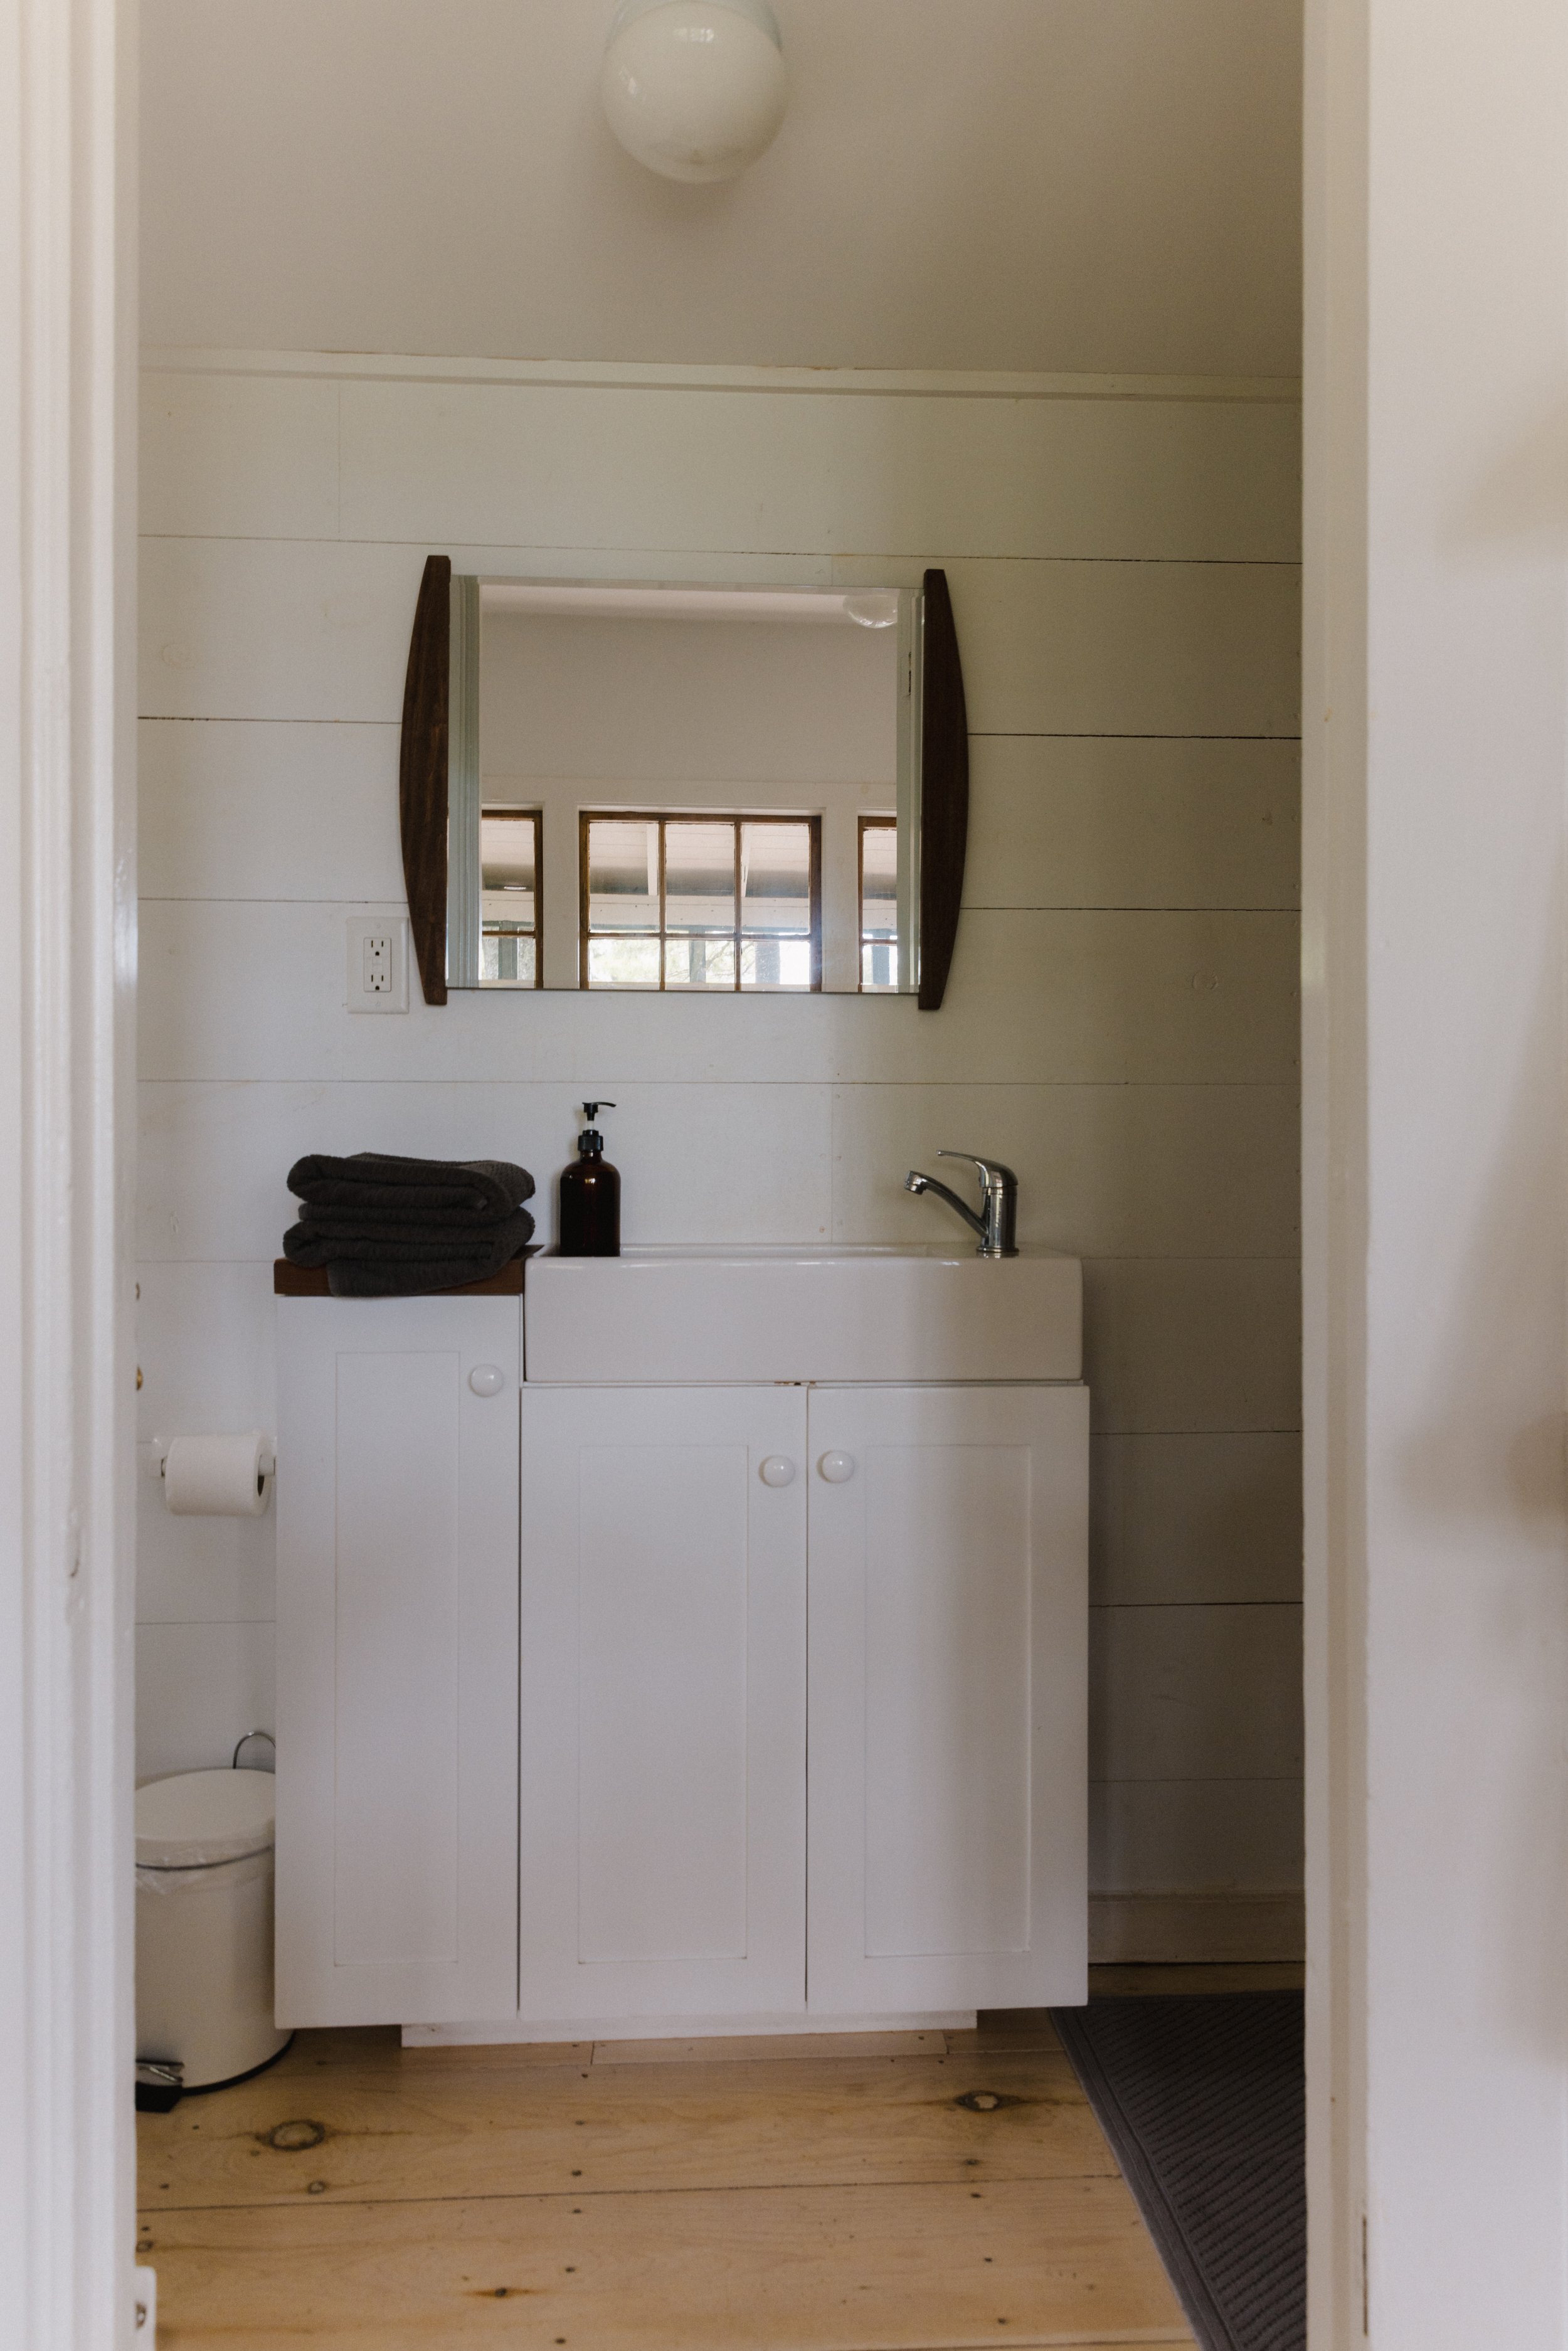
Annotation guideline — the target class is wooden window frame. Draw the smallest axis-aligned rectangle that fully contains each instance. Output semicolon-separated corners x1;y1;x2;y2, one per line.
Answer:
579;810;823;992
479;805;544;990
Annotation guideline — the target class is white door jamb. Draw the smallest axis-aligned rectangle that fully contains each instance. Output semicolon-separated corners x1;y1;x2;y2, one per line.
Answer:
0;0;137;2339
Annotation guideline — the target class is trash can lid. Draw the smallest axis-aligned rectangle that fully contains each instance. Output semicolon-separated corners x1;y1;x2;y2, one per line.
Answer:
135;1769;276;1869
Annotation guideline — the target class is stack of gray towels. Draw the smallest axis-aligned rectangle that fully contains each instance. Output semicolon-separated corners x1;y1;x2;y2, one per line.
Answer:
282;1153;535;1298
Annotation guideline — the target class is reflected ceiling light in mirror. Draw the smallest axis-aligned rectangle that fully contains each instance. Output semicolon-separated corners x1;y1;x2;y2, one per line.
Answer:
602;0;788;184
843;594;900;630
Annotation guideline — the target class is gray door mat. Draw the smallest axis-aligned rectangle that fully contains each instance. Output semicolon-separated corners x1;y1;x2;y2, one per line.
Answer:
1050;1992;1305;2351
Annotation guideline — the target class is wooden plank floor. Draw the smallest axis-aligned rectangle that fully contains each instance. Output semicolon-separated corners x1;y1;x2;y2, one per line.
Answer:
136;1969;1295;2348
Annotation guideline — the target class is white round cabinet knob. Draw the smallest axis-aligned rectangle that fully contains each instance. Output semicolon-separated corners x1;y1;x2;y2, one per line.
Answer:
759;1455;795;1488
818;1451;856;1483
468;1364;507;1398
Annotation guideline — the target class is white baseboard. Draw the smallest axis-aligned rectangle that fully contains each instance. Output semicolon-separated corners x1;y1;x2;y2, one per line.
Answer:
403;2009;975;2047
1089;1889;1305;1964
398;1897;1305;2049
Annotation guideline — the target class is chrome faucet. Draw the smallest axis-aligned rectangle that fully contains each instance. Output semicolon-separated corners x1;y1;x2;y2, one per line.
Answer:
904;1152;1019;1258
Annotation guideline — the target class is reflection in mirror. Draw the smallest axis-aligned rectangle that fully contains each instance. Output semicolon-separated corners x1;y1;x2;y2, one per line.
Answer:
583;816;659;989
740;819;817;990
580;813;821;991
447;579;916;994
479;809;541;989
401;565;967;1007
859;817;898;992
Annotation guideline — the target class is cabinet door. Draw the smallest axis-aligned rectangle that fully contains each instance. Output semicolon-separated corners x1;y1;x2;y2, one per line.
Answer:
519;1386;807;2024
807;1384;1089;2014
275;1297;521;2026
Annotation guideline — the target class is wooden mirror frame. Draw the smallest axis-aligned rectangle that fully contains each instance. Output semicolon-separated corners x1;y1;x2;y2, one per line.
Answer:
916;566;968;1012
398;553;452;1007
398;560;968;1010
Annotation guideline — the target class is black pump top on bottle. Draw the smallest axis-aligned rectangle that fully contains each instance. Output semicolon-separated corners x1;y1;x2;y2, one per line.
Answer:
578;1100;615;1152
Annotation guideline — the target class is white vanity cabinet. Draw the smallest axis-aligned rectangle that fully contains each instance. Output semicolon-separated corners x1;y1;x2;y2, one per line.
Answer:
274;1295;521;2025
517;1386;808;2025
515;1381;1087;2027
275;1268;1089;2037
806;1384;1089;2016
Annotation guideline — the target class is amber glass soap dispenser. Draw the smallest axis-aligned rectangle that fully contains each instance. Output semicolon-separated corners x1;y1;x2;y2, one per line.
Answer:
558;1102;620;1256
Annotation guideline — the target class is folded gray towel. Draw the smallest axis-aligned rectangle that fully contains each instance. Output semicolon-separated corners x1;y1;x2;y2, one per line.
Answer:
287;1152;534;1224
294;1207;529;1246
322;1249;529;1299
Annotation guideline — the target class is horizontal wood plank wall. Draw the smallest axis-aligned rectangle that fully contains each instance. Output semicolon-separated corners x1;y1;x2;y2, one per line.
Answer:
135;353;1303;1958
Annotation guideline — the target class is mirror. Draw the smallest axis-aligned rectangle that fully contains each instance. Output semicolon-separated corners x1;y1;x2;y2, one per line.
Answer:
398;564;967;1009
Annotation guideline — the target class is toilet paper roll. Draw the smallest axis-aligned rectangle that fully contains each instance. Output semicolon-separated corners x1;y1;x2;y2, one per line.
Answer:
163;1431;273;1517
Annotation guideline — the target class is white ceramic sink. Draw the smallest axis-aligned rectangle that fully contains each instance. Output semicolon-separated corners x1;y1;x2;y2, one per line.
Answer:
523;1244;1081;1385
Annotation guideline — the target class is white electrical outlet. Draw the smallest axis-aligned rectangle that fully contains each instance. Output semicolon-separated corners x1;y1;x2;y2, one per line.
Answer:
346;916;409;1013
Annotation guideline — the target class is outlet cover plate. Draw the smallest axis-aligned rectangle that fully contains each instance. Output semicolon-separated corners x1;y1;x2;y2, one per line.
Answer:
346;916;410;1013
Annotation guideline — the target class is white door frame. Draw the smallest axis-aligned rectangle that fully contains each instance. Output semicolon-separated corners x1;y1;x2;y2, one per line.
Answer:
0;0;137;2340
1302;4;1370;2336
1305;1;1568;2343
11;0;1565;2343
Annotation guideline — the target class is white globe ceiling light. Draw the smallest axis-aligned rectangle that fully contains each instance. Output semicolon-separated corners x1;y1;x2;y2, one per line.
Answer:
602;0;788;185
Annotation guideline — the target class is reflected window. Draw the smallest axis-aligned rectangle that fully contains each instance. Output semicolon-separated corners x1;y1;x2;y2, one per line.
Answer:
859;817;898;992
480;809;542;989
581;813;820;990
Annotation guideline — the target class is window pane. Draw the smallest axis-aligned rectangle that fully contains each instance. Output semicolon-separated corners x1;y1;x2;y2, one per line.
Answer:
482;888;535;933
664;933;736;990
482;930;536;988
580;809;821;992
481;812;537;926
587;818;659;931
861;820;898;940
588;934;661;988
741;822;812;937
862;938;900;991
665;822;737;934
742;935;814;991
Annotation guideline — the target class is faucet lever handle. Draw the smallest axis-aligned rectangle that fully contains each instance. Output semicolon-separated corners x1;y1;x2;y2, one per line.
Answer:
937;1150;1018;1192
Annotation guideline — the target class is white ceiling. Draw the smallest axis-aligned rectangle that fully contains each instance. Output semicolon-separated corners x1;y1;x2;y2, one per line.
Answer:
140;0;1301;378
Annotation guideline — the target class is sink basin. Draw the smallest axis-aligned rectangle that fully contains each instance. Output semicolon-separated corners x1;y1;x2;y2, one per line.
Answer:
523;1244;1082;1386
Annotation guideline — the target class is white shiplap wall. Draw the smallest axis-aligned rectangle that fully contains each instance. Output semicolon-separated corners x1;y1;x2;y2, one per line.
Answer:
136;351;1303;1946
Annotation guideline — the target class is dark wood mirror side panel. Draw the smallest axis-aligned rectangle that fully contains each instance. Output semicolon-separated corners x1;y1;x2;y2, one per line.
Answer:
400;553;452;1007
918;566;969;1012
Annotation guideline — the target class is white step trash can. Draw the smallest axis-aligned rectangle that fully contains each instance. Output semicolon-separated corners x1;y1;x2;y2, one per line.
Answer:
135;1769;290;2088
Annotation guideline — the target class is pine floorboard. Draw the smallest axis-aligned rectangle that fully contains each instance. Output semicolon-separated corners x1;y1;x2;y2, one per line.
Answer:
137;2010;1200;2349
138;2050;1112;2210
